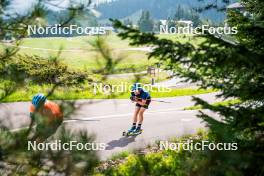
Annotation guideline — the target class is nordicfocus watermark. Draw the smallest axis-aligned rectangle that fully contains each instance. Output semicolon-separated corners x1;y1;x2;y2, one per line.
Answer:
160;24;238;35
28;140;106;151
160;140;238;151
92;82;171;95
28;24;107;36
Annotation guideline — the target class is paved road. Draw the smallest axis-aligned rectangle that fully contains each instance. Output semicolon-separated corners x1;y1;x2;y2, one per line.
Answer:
0;92;220;160
155;76;198;88
106;71;148;79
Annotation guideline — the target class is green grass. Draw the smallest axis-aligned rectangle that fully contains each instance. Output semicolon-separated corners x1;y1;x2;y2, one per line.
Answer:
20;35;132;50
14;46;154;72
20;34;200;50
1;34;153;72
157;34;205;46
95;129;209;176
1;71;216;103
0;34;203;72
0;73;215;102
184;99;241;110
0;34;215;102
1;83;216;102
110;151;130;161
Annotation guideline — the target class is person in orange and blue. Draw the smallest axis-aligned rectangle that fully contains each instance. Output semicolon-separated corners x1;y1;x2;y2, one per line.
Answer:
28;93;63;142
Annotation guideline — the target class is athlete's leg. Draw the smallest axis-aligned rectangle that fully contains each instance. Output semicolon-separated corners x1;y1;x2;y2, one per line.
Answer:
138;107;146;124
133;107;146;132
135;100;150;132
133;106;140;123
128;106;140;132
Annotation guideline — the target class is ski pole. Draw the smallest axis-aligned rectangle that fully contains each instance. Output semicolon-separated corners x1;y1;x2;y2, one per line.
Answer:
151;100;172;103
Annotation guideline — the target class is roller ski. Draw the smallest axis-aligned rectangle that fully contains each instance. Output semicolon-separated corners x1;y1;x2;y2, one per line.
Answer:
123;127;143;137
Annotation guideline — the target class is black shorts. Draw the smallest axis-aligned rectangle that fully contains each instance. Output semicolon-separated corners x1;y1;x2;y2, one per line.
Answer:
136;99;151;109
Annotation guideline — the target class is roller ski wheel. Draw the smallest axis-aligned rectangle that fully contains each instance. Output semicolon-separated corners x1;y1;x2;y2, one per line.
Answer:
122;129;143;137
132;129;142;136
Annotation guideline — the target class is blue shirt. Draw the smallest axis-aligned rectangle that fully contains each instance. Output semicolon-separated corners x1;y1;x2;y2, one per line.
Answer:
131;89;151;100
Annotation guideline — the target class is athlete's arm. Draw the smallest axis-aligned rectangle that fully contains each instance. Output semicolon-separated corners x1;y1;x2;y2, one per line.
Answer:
30;112;35;120
135;97;147;105
135;92;149;105
130;92;137;102
27;102;37;136
130;96;136;101
136;99;147;105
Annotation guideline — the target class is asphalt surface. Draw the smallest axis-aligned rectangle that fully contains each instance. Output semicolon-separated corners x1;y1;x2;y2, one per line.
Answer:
0;92;220;160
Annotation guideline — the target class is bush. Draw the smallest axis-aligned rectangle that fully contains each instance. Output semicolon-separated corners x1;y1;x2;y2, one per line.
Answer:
5;54;89;85
101;130;245;176
0;126;99;175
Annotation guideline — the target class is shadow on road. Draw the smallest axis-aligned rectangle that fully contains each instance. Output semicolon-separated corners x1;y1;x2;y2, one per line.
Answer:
106;136;136;150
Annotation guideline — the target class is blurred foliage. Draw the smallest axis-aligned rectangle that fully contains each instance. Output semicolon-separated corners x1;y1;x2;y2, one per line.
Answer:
4;54;90;85
110;0;264;175
0;0;106;175
0;126;99;175
99;131;211;176
0;0;144;174
0;0;90;100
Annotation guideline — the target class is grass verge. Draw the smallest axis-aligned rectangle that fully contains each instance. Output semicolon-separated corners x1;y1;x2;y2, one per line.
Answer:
94;129;209;176
1;85;216;102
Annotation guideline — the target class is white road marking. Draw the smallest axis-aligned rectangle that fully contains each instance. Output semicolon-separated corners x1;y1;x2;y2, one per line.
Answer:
181;118;193;122
63;108;198;122
10;126;29;132
8;108;199;132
